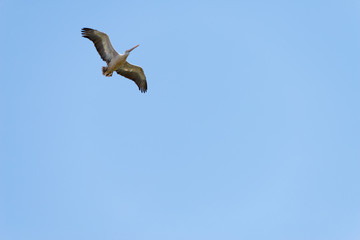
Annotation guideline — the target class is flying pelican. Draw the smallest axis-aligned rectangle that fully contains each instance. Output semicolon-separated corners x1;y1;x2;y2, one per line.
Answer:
81;28;147;93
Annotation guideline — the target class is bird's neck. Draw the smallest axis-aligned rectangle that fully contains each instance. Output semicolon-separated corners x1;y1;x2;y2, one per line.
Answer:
119;52;129;62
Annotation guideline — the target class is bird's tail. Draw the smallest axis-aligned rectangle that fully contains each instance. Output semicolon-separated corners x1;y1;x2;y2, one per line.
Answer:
102;66;108;75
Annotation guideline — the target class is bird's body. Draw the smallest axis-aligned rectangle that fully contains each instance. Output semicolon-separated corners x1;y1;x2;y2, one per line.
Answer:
81;28;147;93
103;54;128;76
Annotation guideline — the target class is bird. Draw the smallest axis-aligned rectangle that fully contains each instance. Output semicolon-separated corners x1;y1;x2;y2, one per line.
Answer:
81;28;147;93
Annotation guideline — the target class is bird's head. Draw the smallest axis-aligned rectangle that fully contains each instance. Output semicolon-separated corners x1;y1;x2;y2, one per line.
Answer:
125;44;139;54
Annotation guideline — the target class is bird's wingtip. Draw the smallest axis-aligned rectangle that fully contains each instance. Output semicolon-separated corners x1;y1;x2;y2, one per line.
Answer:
140;81;148;93
81;27;95;36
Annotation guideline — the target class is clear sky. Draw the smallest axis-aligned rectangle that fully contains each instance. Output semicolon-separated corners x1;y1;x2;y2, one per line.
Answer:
1;0;360;239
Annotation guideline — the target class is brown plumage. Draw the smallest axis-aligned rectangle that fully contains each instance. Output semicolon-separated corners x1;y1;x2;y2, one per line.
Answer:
82;28;148;93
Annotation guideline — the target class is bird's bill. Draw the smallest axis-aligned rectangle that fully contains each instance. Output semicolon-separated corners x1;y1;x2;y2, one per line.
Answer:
127;44;140;52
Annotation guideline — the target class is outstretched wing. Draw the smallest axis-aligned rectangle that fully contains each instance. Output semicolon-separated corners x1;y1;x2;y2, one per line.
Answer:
81;28;118;63
116;62;148;93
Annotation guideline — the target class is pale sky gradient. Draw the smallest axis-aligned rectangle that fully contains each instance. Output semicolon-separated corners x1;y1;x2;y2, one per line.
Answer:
1;0;360;240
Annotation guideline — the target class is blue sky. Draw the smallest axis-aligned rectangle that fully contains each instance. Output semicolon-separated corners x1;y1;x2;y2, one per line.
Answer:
1;0;360;239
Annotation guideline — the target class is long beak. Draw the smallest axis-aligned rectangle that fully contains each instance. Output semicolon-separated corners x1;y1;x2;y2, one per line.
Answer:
127;44;139;52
